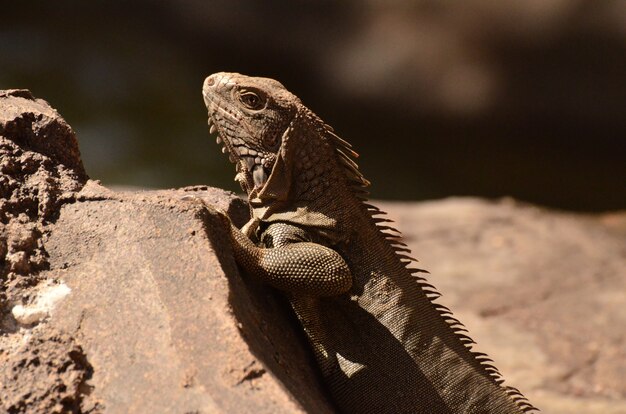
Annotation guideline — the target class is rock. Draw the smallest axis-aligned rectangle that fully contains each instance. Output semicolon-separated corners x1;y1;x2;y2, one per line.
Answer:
40;182;331;414
378;198;626;414
0;330;96;413
0;89;94;413
0;89;86;178
0;88;87;317
0;90;334;413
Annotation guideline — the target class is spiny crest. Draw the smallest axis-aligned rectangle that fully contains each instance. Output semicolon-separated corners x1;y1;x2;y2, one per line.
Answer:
399;234;538;412
393;235;538;412
316;117;538;412
318;121;370;191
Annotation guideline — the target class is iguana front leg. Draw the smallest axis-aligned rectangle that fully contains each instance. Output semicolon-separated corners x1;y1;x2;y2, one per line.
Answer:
226;220;353;297
183;195;352;296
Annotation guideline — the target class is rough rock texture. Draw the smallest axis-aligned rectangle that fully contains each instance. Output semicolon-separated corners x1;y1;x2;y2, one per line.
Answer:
0;89;87;300
0;330;96;413
1;90;625;413
0;89;93;413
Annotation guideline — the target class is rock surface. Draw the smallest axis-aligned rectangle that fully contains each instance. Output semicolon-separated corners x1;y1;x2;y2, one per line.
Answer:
1;90;625;413
0;90;334;414
39;182;333;414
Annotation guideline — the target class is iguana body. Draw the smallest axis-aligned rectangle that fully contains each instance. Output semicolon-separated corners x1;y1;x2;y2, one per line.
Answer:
202;72;536;414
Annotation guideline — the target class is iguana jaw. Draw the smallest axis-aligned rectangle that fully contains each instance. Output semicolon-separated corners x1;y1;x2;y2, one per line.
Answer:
202;72;296;201
203;96;277;197
207;111;296;214
206;115;273;193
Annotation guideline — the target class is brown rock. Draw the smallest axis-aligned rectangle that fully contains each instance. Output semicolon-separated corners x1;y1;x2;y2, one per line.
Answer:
0;89;86;178
42;182;332;413
0;89;87;301
0;90;334;413
0;330;96;413
0;89;93;413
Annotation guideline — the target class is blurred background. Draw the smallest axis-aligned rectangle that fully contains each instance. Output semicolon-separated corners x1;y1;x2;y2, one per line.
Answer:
1;0;624;212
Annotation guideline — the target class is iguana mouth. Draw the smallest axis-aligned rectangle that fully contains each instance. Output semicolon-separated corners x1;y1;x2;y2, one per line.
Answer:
207;116;272;191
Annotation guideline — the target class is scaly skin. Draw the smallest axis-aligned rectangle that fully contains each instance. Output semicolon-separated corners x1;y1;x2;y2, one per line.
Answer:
202;72;536;414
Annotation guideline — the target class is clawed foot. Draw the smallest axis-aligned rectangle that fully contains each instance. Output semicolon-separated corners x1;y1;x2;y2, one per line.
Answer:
240;217;261;239
180;194;231;227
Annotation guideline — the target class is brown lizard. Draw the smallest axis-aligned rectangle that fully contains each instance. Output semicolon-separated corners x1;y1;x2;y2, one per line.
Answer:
201;72;537;414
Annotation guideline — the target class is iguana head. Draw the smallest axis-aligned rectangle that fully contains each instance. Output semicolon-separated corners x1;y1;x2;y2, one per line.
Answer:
202;72;300;201
203;72;369;225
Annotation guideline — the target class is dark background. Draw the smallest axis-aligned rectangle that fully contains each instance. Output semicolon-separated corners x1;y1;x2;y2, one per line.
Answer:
1;1;624;211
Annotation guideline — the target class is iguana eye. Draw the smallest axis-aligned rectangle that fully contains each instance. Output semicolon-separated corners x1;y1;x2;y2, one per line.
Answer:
239;90;264;110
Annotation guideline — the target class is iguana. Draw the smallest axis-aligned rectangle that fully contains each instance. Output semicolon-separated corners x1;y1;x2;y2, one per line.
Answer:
201;72;536;414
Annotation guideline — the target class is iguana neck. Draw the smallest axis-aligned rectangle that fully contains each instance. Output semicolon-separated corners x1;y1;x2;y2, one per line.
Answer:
248;108;364;238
